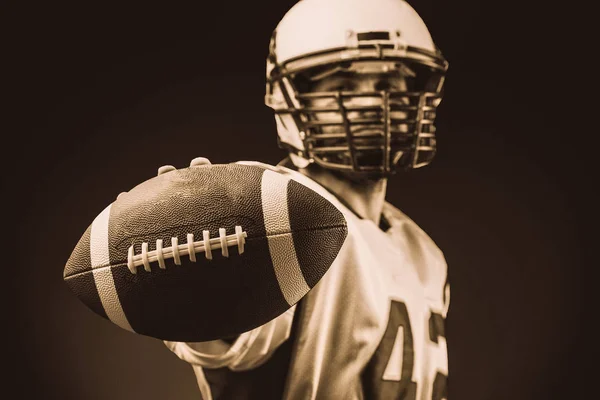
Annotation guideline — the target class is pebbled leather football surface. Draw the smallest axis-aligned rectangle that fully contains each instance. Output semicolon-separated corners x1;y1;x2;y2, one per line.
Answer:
64;163;347;342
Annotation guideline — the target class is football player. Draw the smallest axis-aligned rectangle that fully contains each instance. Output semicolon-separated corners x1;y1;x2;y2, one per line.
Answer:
164;0;450;398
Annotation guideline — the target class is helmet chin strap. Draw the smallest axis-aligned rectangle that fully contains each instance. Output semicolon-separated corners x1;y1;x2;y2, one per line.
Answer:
289;153;312;169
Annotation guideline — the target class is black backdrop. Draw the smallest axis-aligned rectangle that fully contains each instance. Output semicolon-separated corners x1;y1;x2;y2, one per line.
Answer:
8;1;593;399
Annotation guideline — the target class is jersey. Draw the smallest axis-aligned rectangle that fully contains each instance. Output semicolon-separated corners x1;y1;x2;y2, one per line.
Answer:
164;161;450;400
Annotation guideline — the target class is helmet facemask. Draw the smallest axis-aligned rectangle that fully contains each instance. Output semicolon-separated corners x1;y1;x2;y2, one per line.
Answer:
270;58;446;177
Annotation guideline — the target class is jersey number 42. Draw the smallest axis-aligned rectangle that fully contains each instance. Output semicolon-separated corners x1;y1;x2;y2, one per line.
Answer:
362;300;448;400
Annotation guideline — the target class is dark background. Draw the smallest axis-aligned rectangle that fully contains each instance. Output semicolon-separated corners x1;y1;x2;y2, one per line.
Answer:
8;0;593;399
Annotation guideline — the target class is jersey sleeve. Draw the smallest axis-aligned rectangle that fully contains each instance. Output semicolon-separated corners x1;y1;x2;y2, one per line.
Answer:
163;306;296;371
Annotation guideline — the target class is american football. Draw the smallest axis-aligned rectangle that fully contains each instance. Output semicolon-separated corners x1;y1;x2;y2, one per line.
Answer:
63;159;348;342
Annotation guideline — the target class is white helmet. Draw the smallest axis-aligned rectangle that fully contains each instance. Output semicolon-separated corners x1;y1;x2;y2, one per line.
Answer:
265;0;448;175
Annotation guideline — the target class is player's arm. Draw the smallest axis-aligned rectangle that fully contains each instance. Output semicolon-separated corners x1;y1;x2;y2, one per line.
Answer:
163;306;296;370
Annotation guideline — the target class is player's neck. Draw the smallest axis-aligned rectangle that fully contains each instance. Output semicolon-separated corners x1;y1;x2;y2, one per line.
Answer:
298;165;387;225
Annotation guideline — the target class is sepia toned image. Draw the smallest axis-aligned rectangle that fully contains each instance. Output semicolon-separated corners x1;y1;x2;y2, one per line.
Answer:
8;0;590;399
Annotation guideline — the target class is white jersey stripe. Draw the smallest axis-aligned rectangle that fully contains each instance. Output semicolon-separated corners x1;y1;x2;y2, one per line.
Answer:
261;169;310;306
90;204;134;332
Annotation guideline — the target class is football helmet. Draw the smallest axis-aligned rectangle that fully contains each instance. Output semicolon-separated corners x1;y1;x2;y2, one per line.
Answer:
265;0;448;176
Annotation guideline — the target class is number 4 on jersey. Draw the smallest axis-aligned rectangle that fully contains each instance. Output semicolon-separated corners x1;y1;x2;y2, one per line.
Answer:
361;300;448;400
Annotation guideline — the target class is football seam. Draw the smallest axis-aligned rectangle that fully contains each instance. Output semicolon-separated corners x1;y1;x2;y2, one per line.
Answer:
64;223;347;279
64;263;121;280
111;221;347;250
